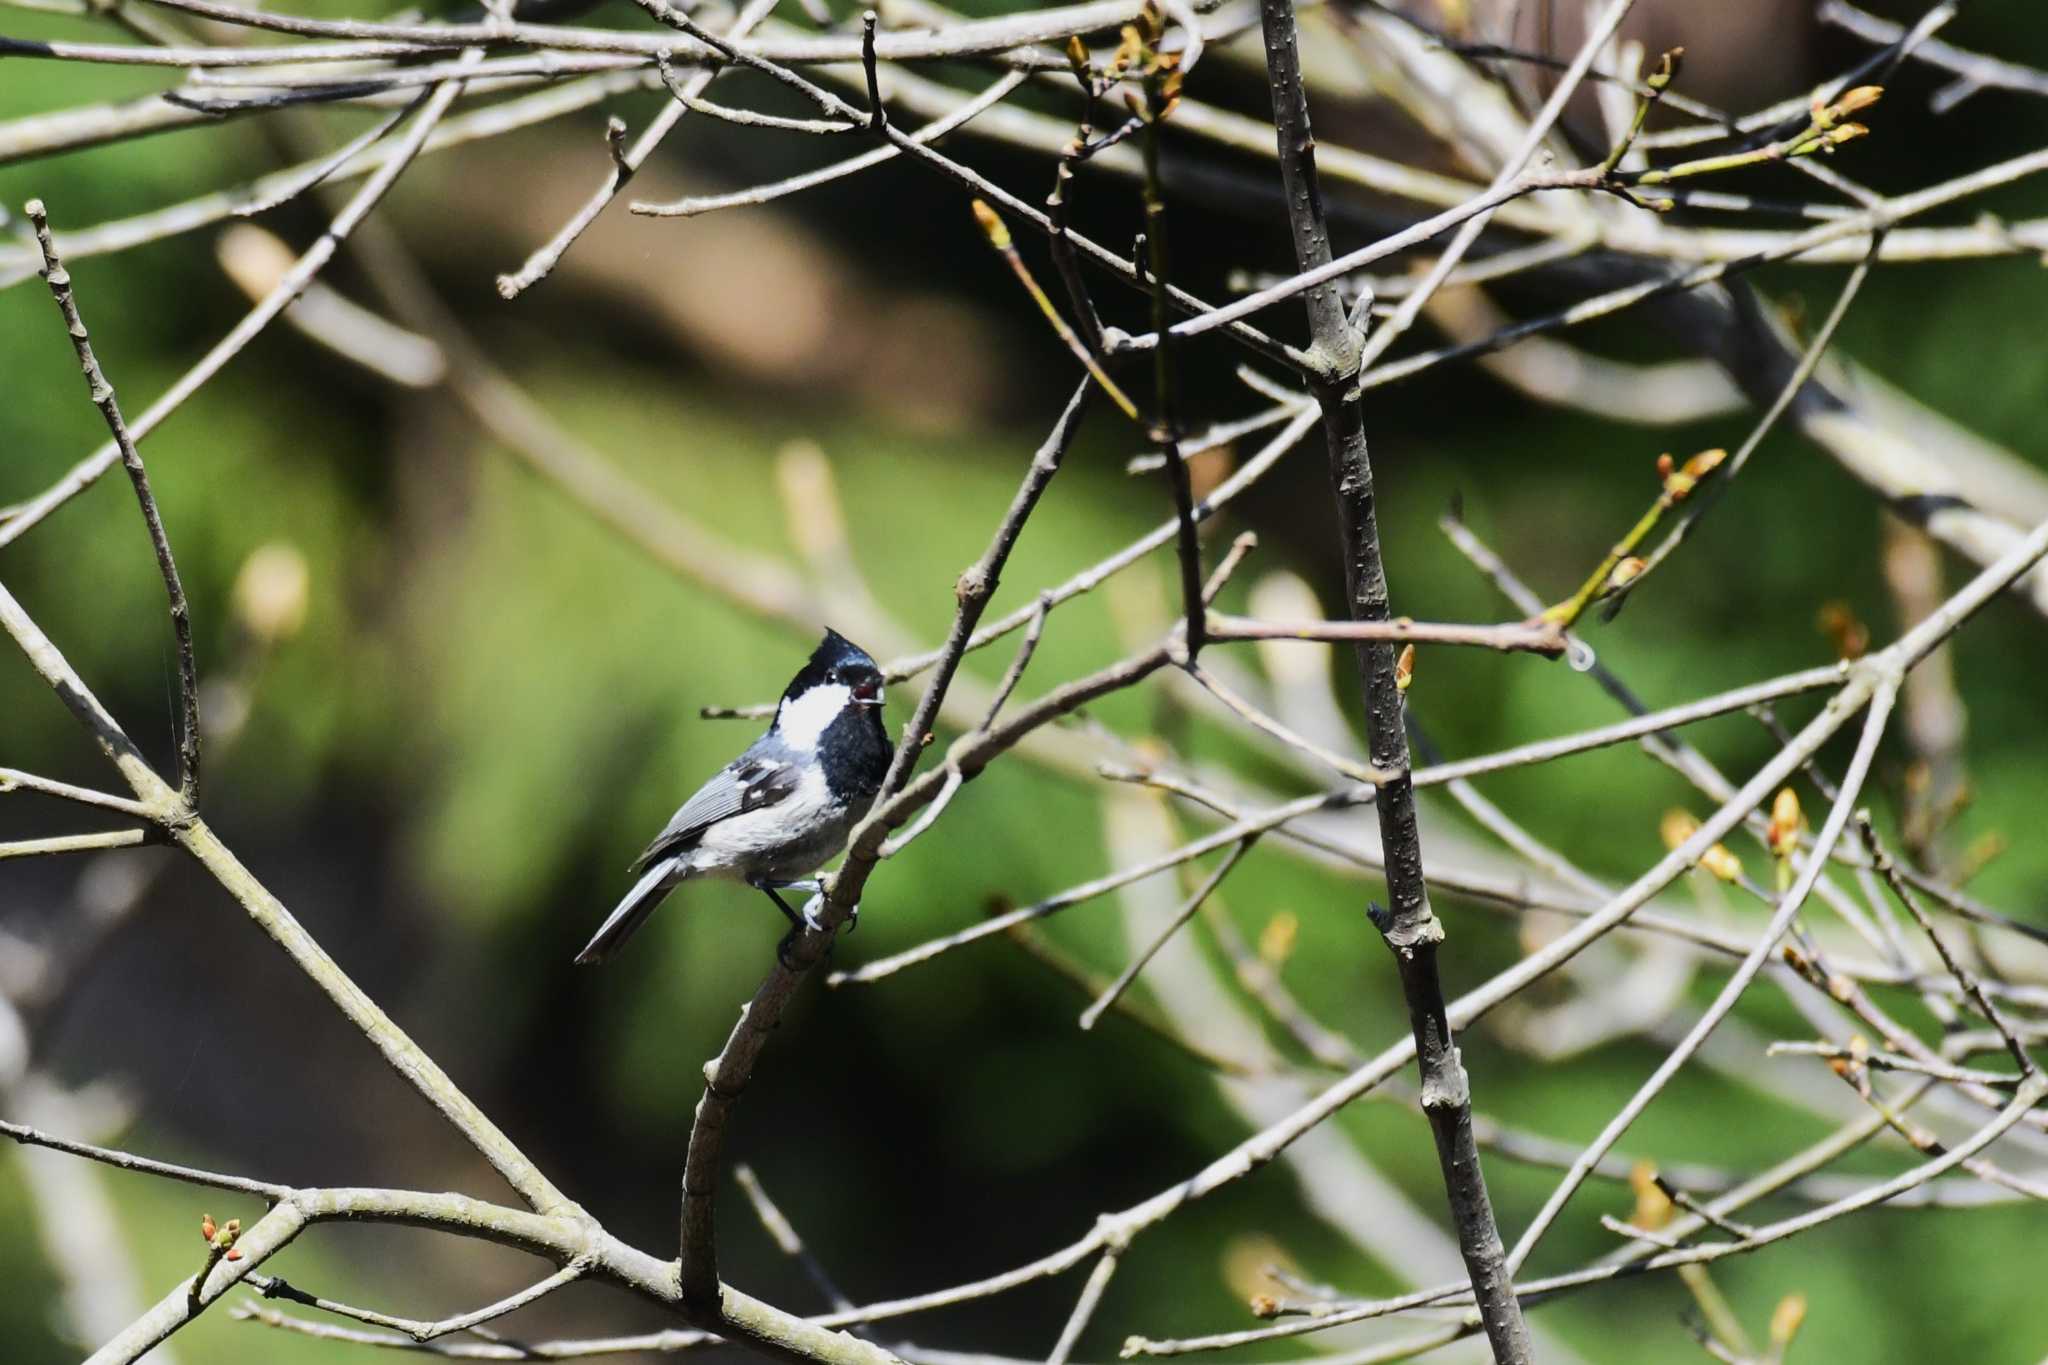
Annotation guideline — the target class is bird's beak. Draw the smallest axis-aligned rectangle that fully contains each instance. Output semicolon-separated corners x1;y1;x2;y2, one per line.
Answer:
854;678;884;707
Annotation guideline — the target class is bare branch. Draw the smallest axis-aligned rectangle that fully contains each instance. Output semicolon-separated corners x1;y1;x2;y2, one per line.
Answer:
28;200;203;807
1255;0;1534;1353
0;829;149;860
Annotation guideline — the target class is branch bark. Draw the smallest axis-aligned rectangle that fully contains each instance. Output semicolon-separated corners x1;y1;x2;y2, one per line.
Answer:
1253;0;1531;1359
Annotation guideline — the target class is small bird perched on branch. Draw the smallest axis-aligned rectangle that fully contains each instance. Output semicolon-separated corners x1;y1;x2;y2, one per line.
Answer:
575;629;891;965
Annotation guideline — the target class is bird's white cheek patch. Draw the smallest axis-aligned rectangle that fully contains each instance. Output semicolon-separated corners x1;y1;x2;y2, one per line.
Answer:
777;684;851;750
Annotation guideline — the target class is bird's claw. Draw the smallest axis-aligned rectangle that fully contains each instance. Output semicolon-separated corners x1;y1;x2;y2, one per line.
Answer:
800;893;829;933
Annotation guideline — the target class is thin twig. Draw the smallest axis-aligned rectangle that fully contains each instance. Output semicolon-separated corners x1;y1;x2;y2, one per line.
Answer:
1858;813;2039;1080
0;767;159;817
0;829;150;860
1045;1252;1118;1365
28;200;202;808
1078;838;1255;1030
495;0;780;298
1206;613;1564;656
735;1165;855;1313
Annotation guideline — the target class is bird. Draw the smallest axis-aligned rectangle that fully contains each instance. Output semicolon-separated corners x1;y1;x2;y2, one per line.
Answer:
574;629;892;965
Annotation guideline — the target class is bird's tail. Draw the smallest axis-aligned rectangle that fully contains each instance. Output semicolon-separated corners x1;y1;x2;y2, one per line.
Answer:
575;861;679;965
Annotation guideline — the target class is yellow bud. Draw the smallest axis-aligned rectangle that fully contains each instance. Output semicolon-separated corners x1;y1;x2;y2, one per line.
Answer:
1662;809;1741;881
1220;1232;1296;1307
969;199;1010;249
1769;1293;1808;1345
1258;911;1299;966
1394;643;1416;694
1663;447;1726;500
1700;844;1744;883
232;543;310;645
1066;34;1089;68
1834;85;1883;116
1648;47;1683;91
1607;557;1647;591
1628;1161;1672;1230
1767;787;1803;857
1681;447;1727;480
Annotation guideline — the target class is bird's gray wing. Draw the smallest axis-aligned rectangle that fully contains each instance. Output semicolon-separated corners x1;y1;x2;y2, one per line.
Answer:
629;750;802;873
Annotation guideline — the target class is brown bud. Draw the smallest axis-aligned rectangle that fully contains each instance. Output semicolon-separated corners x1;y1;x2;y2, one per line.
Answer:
1655;453;1675;480
1817;601;1868;660
1394;643;1416;694
200;1214;216;1243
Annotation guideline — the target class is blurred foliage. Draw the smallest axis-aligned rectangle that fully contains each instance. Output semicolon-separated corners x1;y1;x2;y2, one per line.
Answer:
5;1;2048;1362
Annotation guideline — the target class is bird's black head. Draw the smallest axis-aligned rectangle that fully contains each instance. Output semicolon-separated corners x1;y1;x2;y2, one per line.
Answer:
775;630;891;795
782;628;885;710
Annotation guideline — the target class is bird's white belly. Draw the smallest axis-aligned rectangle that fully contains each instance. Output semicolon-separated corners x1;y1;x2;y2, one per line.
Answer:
681;766;862;882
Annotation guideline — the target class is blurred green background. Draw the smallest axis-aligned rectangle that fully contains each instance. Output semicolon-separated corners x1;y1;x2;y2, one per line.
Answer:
3;1;2047;1361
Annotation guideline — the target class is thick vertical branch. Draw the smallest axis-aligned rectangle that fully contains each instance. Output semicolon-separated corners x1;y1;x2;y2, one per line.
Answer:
1253;1;1532;1360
